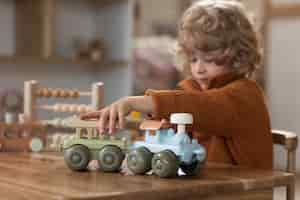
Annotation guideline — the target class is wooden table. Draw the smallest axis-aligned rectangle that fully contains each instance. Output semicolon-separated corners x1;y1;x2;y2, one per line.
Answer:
0;152;294;200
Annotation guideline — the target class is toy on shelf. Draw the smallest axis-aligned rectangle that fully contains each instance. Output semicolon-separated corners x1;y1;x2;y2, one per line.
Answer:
72;38;107;63
127;113;206;178
0;122;46;152
23;80;104;122
0;89;23;123
47;116;128;172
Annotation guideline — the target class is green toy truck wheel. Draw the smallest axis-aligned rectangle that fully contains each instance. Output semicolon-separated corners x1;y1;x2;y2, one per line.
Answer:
152;150;179;178
127;147;153;174
64;145;90;171
98;145;125;172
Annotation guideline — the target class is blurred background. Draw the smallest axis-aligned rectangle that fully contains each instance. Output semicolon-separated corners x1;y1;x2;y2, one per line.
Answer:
0;0;299;175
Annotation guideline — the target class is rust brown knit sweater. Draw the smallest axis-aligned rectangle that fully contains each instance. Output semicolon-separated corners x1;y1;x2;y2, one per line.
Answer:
145;73;273;169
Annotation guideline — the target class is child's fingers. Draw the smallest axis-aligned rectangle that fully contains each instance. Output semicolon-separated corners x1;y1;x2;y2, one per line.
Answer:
118;109;125;129
161;118;172;129
98;109;109;134
97;120;104;135
161;119;168;123
109;106;117;135
80;111;102;120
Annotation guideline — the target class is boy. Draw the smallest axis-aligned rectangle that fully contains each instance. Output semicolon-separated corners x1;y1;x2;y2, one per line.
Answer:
82;0;273;169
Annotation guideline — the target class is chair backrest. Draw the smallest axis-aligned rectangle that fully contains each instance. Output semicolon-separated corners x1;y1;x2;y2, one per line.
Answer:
272;130;298;173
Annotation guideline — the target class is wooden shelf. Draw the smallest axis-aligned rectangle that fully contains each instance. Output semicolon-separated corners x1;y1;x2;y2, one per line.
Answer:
12;0;130;65
90;0;127;8
0;56;128;67
270;4;300;17
15;0;55;58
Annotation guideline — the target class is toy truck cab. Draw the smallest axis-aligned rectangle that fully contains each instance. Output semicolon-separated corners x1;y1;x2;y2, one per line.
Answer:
127;113;206;178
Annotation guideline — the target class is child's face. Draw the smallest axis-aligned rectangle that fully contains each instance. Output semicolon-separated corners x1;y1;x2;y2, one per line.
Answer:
189;49;230;89
183;33;231;89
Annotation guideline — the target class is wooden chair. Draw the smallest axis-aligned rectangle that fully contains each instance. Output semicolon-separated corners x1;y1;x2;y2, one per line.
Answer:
272;130;298;200
187;129;298;200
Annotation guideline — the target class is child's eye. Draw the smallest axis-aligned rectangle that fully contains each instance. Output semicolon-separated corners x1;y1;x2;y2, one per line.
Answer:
189;57;198;63
203;58;214;63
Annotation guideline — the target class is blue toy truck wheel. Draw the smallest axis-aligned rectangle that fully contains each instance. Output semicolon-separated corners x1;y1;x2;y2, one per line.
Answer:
152;150;179;178
180;161;201;176
127;147;153;174
98;145;125;172
64;145;90;171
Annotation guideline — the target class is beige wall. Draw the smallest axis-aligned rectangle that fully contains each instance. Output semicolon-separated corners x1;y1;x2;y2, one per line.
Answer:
135;0;264;37
135;0;182;36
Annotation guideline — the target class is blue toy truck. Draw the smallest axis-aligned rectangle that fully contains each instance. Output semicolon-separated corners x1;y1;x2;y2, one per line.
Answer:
126;113;206;178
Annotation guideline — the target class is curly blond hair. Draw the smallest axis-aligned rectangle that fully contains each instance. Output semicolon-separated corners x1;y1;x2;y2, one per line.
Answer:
176;0;262;77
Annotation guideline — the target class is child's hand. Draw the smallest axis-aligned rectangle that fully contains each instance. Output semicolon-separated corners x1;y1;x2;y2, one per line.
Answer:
161;119;173;129
81;96;153;135
81;97;131;135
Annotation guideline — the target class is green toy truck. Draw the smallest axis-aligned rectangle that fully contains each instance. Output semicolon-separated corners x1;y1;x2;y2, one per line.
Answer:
54;117;129;172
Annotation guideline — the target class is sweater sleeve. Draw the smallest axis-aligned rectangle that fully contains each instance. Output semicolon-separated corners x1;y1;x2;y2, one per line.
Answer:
145;83;244;137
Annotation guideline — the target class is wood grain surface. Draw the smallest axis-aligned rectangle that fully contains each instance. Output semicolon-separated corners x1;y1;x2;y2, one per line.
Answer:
0;152;294;200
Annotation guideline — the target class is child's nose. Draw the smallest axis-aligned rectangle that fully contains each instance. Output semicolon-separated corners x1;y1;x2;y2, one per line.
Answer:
195;60;206;73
